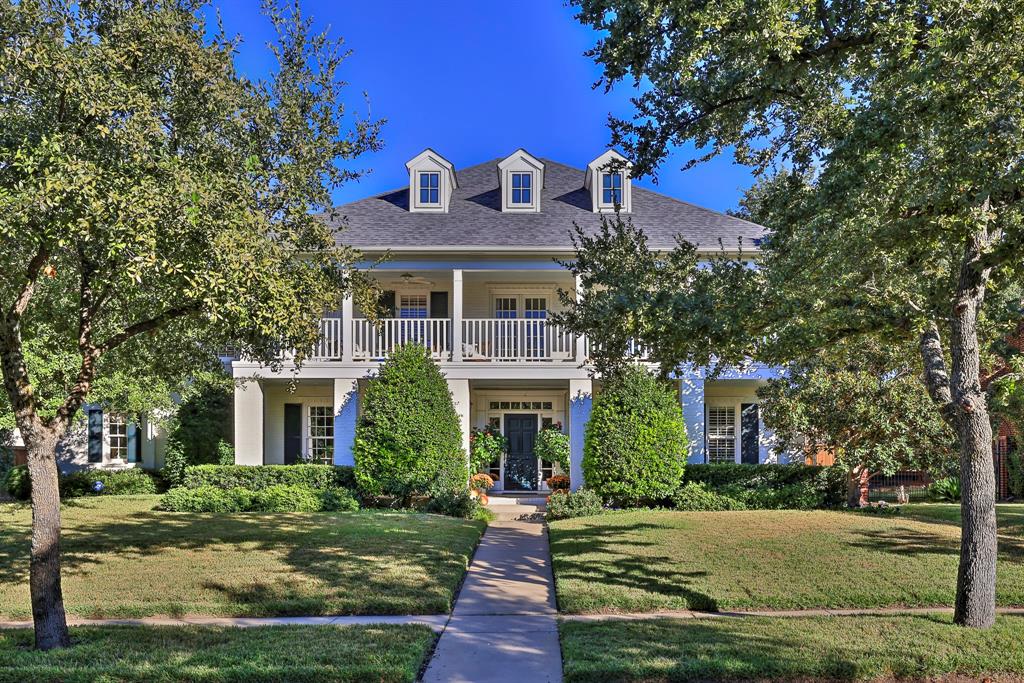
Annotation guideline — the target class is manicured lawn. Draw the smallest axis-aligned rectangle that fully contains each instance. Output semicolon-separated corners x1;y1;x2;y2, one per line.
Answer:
0;495;484;619
549;506;1024;613
0;624;434;683
559;614;1024;682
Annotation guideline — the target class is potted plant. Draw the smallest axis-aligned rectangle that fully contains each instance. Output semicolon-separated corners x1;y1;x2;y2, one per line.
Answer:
470;424;506;485
469;473;495;505
546;474;570;494
535;422;570;487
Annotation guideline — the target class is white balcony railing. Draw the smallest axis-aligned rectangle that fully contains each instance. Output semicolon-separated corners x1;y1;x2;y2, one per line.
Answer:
462;319;575;362
312;317;343;360
351;318;451;360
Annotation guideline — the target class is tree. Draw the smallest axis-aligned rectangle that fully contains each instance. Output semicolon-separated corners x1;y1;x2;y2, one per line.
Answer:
353;344;467;500
583;365;688;506
0;0;381;649
758;339;958;506
570;0;1024;626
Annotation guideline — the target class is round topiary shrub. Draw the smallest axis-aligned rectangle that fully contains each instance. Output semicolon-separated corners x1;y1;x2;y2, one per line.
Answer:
583;365;688;506
354;344;467;500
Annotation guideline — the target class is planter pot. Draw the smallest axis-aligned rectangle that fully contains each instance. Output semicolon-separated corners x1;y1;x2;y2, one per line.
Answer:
478;493;489;506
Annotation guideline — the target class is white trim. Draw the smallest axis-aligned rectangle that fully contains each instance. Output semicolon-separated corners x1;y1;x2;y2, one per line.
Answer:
705;401;740;464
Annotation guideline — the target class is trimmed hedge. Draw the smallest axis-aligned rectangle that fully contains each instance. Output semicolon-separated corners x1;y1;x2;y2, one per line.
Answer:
2;465;161;501
583;366;688;506
682;463;846;510
670;482;748;511
547;488;605;520
181;464;356;492
61;469;161;497
354;344;467;498
159;483;359;513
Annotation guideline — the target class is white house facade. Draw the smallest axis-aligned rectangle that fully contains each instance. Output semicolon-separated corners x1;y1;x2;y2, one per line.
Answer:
230;149;791;492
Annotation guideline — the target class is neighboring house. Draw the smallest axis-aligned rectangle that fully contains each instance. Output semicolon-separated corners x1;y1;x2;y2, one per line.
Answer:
231;148;793;492
5;407;168;473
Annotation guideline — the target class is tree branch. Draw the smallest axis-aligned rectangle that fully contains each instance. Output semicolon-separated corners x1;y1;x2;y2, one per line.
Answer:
95;302;202;355
7;242;51;322
920;322;956;425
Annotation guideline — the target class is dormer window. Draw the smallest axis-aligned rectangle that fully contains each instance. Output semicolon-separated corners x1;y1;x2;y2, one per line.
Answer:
586;150;633;213
511;172;532;205
601;172;623;206
406;149;457;213
497;149;544;213
419;172;440;205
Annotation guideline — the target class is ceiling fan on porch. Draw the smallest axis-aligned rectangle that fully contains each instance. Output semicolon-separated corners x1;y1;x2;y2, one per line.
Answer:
398;272;435;287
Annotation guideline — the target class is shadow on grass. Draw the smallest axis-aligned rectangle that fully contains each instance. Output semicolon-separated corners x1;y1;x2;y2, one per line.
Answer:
550;519;718;611
0;504;482;616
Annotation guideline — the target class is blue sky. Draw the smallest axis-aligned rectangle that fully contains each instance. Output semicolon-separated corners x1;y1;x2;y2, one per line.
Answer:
214;1;753;212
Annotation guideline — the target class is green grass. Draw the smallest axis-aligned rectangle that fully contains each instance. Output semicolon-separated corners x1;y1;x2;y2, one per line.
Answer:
0;624;434;683
0;495;484;619
549;506;1024;613
559;614;1024;682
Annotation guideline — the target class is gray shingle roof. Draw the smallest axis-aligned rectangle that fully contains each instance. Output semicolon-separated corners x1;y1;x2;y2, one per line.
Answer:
325;157;764;252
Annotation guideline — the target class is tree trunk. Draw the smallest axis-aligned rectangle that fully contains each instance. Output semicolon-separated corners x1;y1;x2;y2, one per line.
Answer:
24;425;71;650
846;465;870;507
949;232;998;629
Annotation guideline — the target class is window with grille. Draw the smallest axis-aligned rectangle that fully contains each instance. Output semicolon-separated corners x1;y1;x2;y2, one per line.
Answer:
419;172;439;204
601;172;623;205
524;298;547;357
307;406;334;465
399;294;428;319
108;414;129;460
511;172;532;204
706;406;736;463
540;416;556;481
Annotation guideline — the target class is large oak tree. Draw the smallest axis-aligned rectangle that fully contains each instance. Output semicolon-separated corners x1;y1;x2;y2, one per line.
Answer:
0;0;380;649
568;0;1024;627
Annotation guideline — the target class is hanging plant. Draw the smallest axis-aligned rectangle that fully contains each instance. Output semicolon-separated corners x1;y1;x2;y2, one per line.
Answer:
535;422;570;473
470;424;506;475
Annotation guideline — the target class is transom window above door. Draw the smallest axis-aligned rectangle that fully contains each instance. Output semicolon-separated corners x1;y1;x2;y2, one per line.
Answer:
419;172;440;205
510;173;532;205
399;294;428;319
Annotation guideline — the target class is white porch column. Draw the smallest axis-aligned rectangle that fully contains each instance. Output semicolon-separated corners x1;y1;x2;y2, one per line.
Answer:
333;377;359;466
574;274;586;363
680;371;705;464
447;378;471;472
341;294;354;362
234;379;264;465
452;269;463;362
568;378;592;491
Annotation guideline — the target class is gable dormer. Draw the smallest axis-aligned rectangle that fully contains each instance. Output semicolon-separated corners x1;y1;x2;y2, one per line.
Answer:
497;149;544;213
585;149;633;213
406;149;457;213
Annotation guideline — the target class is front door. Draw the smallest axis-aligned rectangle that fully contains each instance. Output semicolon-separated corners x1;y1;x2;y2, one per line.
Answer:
504;414;539;491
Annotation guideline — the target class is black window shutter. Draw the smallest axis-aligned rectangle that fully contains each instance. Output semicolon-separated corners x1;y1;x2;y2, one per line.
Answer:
380;290;396;318
133;422;143;463
740;403;759;464
430;291;448;318
284;403;302;465
87;408;103;463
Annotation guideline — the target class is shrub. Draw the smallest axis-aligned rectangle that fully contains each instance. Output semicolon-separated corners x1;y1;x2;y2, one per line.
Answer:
159;485;253;512
683;463;847;510
535;423;570;472
60;468;160;497
217;440;236;466
251;484;323;512
546;488;605;520
321;487;360;512
583;366;688;506
670;482;747;511
854;501;901;515
423;489;480;519
2;464;30;500
929;476;962;502
354;344;467;499
161;439;189;488
181;464;355;492
469;424;505;475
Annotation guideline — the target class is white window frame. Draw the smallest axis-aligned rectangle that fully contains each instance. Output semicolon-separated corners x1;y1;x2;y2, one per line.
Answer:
398;292;429;319
599;171;624;208
417;171;441;207
476;392;566;491
509;172;534;206
305;403;335;465
705;402;739;464
106;413;129;462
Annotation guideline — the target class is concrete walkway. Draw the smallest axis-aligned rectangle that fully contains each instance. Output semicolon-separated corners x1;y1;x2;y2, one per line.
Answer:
422;520;562;683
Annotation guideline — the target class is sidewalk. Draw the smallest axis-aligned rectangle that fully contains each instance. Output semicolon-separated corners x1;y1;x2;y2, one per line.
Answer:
422;520;563;683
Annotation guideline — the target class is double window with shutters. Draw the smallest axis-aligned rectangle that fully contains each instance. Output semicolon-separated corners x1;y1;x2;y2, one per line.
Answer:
705;402;761;464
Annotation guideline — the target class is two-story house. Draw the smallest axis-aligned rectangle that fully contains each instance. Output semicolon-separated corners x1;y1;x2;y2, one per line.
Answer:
230;148;790;492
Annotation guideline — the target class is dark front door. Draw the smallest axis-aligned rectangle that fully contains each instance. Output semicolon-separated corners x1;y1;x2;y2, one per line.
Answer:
504;414;539;491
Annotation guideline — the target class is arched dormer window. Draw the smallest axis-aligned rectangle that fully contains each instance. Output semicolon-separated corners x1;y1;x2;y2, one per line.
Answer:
497;149;544;213
585;150;633;213
406;149;457;213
